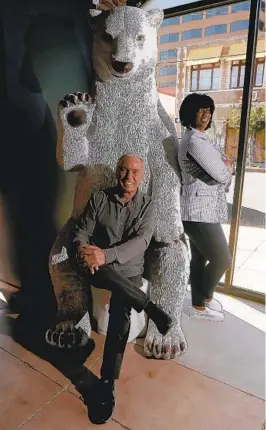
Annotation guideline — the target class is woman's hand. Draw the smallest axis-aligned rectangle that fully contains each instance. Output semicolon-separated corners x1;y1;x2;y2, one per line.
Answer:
223;159;233;173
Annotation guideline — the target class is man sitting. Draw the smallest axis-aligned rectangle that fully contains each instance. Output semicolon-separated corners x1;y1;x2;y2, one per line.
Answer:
71;155;172;424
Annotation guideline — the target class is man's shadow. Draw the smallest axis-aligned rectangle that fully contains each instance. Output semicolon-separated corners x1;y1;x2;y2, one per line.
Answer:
0;313;99;396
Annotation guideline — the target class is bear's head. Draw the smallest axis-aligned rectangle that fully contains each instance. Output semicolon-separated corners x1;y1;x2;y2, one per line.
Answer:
90;6;164;82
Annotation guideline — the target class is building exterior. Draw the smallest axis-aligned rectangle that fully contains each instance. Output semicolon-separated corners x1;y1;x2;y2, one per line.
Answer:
156;1;265;164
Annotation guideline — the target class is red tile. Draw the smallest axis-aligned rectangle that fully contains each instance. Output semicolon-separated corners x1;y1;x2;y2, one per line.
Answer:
22;391;123;430
90;345;264;430
0;348;61;430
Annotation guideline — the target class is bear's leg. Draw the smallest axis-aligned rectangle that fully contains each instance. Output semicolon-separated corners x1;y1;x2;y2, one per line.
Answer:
45;219;92;349
144;239;190;360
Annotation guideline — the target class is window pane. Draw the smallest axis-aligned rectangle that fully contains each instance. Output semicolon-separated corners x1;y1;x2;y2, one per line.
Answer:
206;6;229;18
212;68;220;90
239;65;245;87
255;63;264;87
182;29;202;40
183;13;203;23
198;69;212;90
205;24;227;36
230;65;239;88
159;66;177;76
161;16;180;27
159;50;177;61
232;1;250;13
160;33;179;44
259;21;264;31
230;20;249;32
191;70;198;91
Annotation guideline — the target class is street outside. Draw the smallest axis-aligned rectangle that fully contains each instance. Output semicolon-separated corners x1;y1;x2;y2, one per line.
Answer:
227;171;266;217
222;170;265;294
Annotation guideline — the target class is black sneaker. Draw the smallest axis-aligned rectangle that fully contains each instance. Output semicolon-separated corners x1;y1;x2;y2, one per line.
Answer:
82;378;116;425
145;302;173;336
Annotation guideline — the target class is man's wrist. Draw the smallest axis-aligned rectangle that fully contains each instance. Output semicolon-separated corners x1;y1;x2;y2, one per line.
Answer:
103;248;117;264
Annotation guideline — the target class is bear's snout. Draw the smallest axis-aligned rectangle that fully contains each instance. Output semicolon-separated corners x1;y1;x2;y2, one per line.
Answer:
112;60;133;74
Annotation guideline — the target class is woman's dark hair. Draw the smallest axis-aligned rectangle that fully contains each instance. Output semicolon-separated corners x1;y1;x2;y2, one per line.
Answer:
179;93;215;130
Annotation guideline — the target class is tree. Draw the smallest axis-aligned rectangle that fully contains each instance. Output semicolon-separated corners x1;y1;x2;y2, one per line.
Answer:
226;104;265;136
226;104;265;166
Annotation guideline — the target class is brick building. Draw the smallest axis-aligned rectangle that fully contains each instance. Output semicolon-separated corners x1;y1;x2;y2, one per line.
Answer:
156;0;266;163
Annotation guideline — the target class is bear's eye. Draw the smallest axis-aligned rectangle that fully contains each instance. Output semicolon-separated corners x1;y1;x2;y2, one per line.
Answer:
102;31;113;43
137;35;145;42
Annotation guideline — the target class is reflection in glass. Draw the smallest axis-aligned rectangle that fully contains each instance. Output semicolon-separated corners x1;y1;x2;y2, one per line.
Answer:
156;1;265;297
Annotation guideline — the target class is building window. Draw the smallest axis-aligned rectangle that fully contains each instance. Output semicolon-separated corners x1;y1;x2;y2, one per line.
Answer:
261;1;265;11
230;60;245;88
182;12;203;23
230;20;249;32
159;50;177;61
159;82;176;88
230;59;265;88
259;20;264;31
159;66;177;76
160;33;179;44
161;17;180;27
205;24;227;36
191;64;220;91
254;60;265;87
206;6;229;18
182;29;202;41
231;1;250;13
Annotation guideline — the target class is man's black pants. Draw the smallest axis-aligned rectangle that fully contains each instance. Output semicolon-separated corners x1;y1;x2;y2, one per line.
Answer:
78;264;149;380
183;222;232;307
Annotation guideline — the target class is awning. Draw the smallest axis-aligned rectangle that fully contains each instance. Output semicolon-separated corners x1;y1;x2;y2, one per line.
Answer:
187;46;223;65
226;39;265;61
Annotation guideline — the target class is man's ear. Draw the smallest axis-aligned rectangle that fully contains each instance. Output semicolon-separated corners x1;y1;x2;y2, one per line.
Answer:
146;9;164;29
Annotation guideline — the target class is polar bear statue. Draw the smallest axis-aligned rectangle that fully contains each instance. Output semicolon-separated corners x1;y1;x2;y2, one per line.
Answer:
47;6;190;360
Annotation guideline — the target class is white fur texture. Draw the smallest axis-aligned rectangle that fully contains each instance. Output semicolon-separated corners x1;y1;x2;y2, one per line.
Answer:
51;6;190;358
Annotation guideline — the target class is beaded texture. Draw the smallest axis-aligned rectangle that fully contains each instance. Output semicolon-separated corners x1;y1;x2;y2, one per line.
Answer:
50;6;190;359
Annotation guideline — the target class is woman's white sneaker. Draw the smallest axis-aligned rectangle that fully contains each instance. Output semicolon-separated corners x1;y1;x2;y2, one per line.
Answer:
189;306;224;322
204;298;223;312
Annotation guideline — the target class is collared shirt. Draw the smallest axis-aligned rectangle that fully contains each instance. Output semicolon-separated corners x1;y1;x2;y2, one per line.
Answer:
73;186;156;277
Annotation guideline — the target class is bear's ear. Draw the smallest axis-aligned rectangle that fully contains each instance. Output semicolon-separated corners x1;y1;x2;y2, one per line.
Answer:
88;9;107;31
146;9;164;29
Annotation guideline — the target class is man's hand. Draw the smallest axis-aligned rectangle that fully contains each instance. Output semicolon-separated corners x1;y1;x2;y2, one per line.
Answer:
97;0;120;11
78;244;106;275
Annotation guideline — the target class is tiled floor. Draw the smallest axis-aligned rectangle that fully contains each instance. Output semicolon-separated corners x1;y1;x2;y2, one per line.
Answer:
0;291;265;430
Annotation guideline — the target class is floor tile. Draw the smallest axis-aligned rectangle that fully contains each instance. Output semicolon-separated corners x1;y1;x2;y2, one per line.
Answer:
22;391;123;430
89;345;264;430
179;294;265;399
68;332;105;397
0;348;61;430
0;318;103;388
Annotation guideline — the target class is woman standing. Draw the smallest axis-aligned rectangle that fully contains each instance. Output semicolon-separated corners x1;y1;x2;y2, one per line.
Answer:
178;93;232;321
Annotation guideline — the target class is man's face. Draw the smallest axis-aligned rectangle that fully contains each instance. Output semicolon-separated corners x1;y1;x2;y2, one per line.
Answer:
117;156;144;194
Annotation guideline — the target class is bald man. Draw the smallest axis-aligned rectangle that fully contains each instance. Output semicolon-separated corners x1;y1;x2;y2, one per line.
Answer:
71;155;172;423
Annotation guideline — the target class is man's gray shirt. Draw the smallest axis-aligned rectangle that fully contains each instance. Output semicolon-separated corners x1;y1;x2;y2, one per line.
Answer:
73;187;156;277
